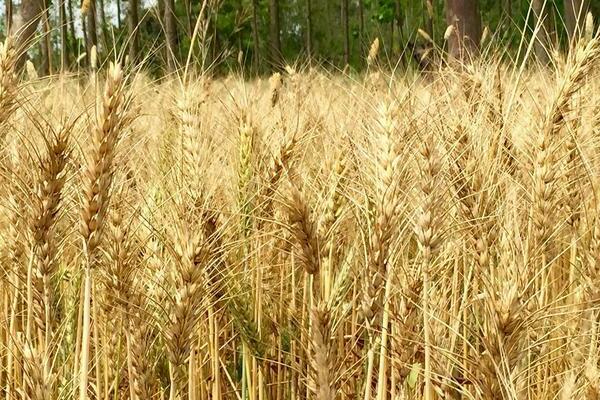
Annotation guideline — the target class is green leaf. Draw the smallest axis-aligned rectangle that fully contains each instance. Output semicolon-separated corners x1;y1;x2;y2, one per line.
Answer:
406;363;421;389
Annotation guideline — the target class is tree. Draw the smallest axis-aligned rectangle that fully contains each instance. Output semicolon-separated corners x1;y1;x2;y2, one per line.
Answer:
268;0;282;68
423;0;433;35
358;0;365;45
60;0;69;68
98;0;110;48
395;0;404;54
564;0;589;42
116;0;122;28
532;0;552;64
11;0;43;67
128;0;140;62
445;0;482;60
306;0;313;59
503;0;512;21
41;0;52;74
68;0;76;53
374;0;395;60
5;0;12;33
165;0;177;71
5;0;598;75
251;0;261;71
341;0;349;65
84;0;98;66
183;0;193;36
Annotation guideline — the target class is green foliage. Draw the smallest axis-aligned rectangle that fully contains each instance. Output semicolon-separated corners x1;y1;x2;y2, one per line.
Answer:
18;0;598;74
374;0;395;24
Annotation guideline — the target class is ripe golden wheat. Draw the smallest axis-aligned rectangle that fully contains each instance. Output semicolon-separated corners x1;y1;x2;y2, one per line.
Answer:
2;33;600;400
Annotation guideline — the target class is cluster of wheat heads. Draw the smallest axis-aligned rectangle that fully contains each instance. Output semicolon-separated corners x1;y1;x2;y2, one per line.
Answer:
3;33;600;400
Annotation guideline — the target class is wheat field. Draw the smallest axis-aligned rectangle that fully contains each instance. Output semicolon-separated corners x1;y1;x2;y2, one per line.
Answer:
2;30;600;400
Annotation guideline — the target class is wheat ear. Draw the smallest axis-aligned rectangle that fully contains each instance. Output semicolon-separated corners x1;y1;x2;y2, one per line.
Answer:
415;135;442;400
79;62;131;400
0;37;17;132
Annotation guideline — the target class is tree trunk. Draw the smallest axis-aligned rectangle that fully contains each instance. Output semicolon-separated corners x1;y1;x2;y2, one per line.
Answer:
128;0;140;62
532;0;552;64
82;18;88;64
40;41;47;75
268;0;282;69
306;0;313;59
564;0;589;42
98;0;109;48
60;0;69;69
445;0;482;60
396;0;405;58
424;0;433;35
157;0;164;26
12;0;43;67
390;21;394;59
183;0;192;36
164;0;177;71
251;0;260;71
85;0;98;66
325;0;335;59
5;0;12;33
116;0;121;28
358;0;364;44
68;0;76;51
41;0;52;75
341;0;349;65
